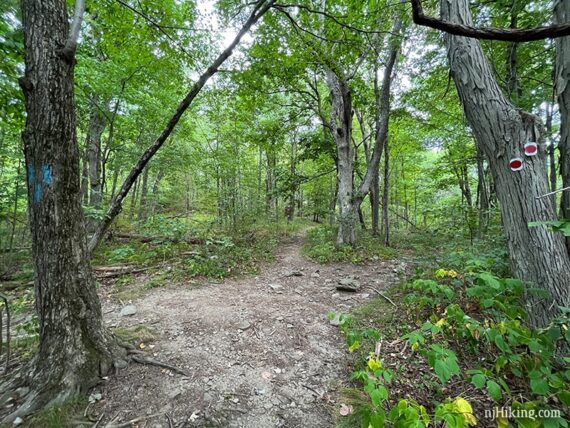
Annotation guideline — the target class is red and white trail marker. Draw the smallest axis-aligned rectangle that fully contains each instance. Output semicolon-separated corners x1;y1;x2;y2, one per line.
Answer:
510;157;523;171
524;142;538;156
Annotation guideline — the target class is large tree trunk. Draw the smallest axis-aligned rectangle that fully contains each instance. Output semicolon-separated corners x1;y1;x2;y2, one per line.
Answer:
442;0;570;327
326;70;356;245
555;0;570;223
15;0;124;420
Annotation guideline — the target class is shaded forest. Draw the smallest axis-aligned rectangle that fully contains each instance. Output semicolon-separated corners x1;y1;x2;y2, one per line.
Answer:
0;0;569;427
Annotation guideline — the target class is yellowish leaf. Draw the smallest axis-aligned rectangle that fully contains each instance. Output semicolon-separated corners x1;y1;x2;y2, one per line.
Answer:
453;397;477;426
348;341;360;353
367;357;382;372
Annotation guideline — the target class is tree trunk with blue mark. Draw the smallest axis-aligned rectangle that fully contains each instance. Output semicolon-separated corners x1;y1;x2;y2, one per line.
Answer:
11;0;126;420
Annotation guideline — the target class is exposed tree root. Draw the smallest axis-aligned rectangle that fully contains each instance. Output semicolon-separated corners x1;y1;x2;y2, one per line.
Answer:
129;353;190;377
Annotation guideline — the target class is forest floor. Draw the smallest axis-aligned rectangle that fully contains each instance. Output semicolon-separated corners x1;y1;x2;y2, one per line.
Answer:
92;232;408;428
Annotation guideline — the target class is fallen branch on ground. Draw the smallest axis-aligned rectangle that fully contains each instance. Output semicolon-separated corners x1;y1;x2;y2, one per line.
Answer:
365;286;397;308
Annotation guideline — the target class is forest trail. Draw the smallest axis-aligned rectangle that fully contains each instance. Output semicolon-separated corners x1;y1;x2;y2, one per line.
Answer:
97;233;406;428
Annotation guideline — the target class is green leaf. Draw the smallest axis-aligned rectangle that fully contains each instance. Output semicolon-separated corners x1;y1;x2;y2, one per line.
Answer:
471;373;486;389
530;378;549;395
487;380;502;401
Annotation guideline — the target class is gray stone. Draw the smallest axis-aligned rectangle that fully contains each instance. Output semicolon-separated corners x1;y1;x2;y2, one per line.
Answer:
336;277;360;292
329;314;342;326
238;321;251;331
119;305;137;316
268;283;283;291
13;417;23;426
114;359;128;369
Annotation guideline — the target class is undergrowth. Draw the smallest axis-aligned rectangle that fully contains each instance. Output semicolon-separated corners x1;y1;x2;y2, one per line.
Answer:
332;234;569;428
303;225;398;263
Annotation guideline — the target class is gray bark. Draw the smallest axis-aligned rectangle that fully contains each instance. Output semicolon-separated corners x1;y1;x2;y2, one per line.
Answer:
87;105;106;208
326;69;356;245
382;137;390;246
137;166;149;222
442;0;570;327
555;0;570;222
15;0;124;419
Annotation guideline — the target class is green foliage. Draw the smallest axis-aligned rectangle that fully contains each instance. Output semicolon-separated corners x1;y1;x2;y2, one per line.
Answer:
334;247;569;427
303;226;397;264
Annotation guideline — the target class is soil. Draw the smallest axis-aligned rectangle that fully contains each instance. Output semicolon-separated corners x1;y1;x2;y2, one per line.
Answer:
93;234;407;428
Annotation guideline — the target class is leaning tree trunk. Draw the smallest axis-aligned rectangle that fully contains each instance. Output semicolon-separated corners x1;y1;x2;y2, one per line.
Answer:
555;0;570;226
14;0;125;420
442;0;570;327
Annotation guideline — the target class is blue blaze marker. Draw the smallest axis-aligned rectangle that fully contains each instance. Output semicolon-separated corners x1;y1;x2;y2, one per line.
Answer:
27;165;35;185
41;165;53;186
34;183;42;203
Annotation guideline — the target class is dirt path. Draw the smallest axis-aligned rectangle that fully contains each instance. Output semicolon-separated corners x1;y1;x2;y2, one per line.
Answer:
97;234;406;428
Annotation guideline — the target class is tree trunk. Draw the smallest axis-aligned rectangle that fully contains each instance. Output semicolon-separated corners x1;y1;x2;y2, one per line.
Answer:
137;166;149;223
81;148;88;204
476;148;489;234
14;0;124;419
555;0;570;223
151;169;164;214
326;70;356;245
353;11;403;222
505;0;522;101
87;105;106;209
8;160;22;252
371;169;380;235
442;0;570;327
382;137;390;246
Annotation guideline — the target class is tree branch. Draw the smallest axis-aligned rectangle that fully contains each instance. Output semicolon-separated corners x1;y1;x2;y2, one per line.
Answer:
88;0;276;254
411;0;570;42
58;0;85;62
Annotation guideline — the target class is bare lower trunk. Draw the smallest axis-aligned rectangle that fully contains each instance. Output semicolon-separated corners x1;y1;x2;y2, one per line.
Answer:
371;169;380;235
15;0;124;420
88;106;106;208
137;166;149;223
476;148;489;234
443;0;570;327
382;138;390;246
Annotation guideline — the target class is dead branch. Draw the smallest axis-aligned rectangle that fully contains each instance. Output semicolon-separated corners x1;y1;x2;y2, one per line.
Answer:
365;286;397;308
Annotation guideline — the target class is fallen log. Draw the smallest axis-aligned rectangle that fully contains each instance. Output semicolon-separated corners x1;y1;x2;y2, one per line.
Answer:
108;232;213;245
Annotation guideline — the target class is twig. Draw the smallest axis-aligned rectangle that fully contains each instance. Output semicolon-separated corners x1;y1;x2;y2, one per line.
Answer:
165;413;173;428
535;186;570;200
104;413;162;428
130;354;190;377
365;286;397;307
92;411;105;428
301;383;321;397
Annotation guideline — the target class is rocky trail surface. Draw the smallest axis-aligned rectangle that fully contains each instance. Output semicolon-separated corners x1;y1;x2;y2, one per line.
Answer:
95;234;407;428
